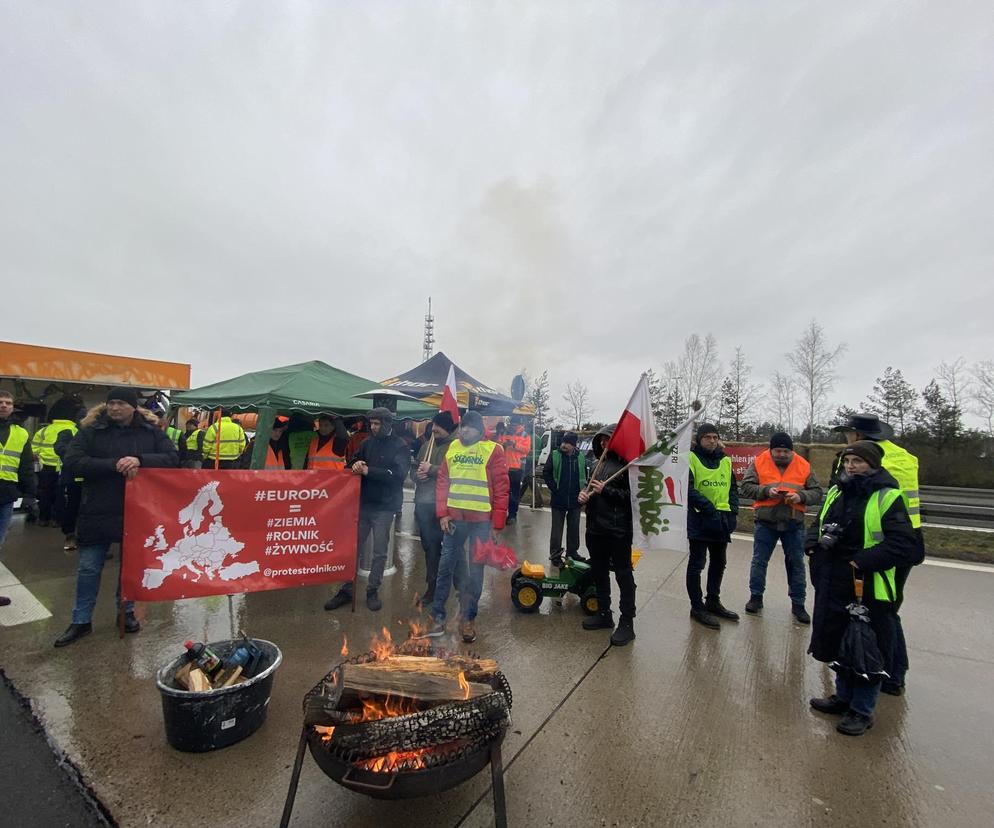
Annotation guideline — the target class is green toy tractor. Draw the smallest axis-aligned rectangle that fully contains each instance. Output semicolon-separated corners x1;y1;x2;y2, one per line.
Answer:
510;557;600;615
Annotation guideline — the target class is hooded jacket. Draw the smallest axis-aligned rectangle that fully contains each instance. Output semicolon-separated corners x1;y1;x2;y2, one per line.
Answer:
804;467;919;664
542;446;585;510
348;427;410;513
64;405;179;545
584;426;633;541
686;443;739;542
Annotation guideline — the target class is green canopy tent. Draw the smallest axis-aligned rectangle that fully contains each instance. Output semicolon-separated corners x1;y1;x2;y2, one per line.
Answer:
172;360;433;468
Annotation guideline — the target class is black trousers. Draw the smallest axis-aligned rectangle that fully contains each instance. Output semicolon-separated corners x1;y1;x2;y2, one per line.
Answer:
687;539;728;609
415;502;444;598
507;469;523;519
61;480;82;536
37;467;62;523
550;507;581;557
587;533;636;618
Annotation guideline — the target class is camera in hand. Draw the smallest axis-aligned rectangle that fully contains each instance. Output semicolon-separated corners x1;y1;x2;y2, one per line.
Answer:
818;522;844;550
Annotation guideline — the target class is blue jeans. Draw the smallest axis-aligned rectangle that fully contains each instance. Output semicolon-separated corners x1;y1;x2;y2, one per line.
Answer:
0;501;14;548
835;673;881;717
71;543;133;624
748;522;807;605
432;520;490;622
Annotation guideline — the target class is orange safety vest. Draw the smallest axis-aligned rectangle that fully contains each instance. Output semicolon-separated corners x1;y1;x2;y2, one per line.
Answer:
306;435;346;471
751;450;810;514
501;432;530;471
265;444;288;471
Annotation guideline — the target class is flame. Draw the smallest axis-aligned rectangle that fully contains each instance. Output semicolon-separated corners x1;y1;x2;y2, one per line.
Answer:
313;725;336;743
371;626;394;661
341;634;348;657
457;671;470;700
355;749;431;773
354;692;420;723
408;618;429;639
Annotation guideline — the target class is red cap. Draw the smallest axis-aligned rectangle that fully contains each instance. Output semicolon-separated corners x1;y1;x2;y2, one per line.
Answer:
184;640;194;650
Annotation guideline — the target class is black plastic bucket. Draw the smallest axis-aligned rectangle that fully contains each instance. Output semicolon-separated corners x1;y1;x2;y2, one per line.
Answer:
156;638;282;753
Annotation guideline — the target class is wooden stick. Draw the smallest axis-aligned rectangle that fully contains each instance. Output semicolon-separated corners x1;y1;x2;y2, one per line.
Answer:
340;664;492;703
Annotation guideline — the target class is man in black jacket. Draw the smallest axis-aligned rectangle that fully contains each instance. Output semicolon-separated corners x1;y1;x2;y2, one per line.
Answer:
324;407;410;612
54;388;178;647
542;432;587;567
0;389;37;607
578;426;636;646
686;423;740;629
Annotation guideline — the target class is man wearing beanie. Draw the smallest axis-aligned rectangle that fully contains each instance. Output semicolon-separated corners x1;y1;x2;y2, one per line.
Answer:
324;407;410;612
686;423;739;629
410;411;459;605
54;388;178;647
542;431;587;567
740;432;823;623
429;410;509;643
806;439;918;735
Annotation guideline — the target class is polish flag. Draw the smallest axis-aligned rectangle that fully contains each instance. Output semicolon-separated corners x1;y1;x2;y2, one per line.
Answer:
606;375;657;463
440;364;460;424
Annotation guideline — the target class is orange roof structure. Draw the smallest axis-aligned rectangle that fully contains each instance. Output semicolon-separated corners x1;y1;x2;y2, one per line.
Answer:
0;341;190;390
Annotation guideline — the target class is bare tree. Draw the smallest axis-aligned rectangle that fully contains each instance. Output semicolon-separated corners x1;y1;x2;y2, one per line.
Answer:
769;370;798;434
677;333;722;417
525;370;551;430
719;346;763;440
971;360;994;437
786;320;846;440
558;380;591;430
936;358;971;415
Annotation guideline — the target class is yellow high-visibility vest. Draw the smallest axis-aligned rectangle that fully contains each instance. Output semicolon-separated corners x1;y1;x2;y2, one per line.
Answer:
1;424;30;483
31;420;78;471
202;418;247;461
819;485;903;601
878;440;921;530
687;453;733;512
445;439;496;513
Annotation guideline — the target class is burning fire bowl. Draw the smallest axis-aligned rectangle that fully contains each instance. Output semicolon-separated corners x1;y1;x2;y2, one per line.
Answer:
302;641;513;801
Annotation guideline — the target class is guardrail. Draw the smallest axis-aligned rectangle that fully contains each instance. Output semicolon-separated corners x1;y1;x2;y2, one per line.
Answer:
736;485;994;530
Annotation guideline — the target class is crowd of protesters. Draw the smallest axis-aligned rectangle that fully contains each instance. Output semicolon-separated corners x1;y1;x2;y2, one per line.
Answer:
0;386;924;736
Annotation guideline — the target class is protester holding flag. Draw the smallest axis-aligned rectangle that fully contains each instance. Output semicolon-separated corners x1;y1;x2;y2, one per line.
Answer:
686;422;740;630
411;411;459;605
578;425;637;646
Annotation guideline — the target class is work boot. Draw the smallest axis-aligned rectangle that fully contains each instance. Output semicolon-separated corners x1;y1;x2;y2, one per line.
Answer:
704;600;740;621
123;612;140;634
836;711;874;736
880;681;904;696
324;590;352;611
690;608;720;630
610;616;635;646
0;596;11;607
460;619;477;643
366;591;382;612
809;695;849;715
425;619;446;637
582;611;614;631
745;594;763;614
566;550;588;564
63;535;78;551
54;623;92;648
550;550;564;568
792;605;811;625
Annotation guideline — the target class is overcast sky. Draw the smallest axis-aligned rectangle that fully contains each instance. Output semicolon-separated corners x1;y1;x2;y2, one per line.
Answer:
2;2;991;427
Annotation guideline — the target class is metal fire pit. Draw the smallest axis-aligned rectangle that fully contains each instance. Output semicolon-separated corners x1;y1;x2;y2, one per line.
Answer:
279;642;513;827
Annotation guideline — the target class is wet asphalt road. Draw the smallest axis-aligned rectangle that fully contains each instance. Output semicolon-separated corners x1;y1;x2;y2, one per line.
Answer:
0;500;992;827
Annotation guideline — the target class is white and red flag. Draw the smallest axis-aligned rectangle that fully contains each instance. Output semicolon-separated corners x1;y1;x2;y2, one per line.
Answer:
606;374;656;462
440;364;460;424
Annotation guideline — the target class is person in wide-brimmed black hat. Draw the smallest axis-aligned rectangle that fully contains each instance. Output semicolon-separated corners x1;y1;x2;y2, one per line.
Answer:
831;412;925;695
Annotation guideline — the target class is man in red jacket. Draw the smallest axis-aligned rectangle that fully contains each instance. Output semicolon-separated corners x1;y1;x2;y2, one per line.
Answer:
428;411;509;643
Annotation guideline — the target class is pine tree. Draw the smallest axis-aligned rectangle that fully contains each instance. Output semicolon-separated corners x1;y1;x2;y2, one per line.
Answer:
864;366;918;435
915;380;960;451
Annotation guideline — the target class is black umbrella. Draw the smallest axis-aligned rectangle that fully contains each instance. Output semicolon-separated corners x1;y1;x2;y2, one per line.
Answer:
829;575;890;685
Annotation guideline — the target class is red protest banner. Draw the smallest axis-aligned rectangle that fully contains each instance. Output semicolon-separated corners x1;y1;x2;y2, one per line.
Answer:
121;470;359;602
722;444;764;481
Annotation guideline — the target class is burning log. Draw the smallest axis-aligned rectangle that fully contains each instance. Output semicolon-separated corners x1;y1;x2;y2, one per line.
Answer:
340;664;491;706
358;655;499;682
321;691;510;758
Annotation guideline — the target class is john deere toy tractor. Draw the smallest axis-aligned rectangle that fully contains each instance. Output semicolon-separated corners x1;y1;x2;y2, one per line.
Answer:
510;551;644;615
510;557;600;615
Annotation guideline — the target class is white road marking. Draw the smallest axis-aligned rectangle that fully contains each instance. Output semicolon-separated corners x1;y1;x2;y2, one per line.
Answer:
0;561;53;626
922;558;994;574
